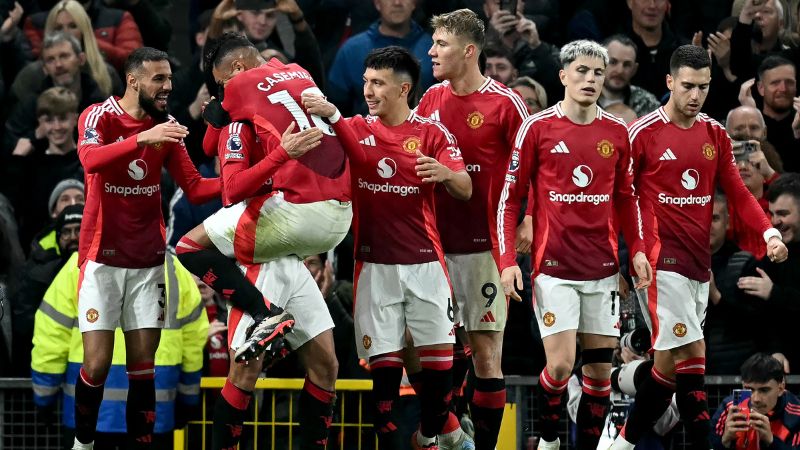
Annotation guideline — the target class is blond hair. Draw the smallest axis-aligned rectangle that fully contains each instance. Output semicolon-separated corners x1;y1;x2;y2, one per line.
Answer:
36;86;79;117
430;9;485;50
45;0;112;96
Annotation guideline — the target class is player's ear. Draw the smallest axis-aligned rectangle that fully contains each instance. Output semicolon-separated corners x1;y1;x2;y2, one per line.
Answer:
464;43;476;59
666;73;673;92
559;68;567;87
126;71;138;90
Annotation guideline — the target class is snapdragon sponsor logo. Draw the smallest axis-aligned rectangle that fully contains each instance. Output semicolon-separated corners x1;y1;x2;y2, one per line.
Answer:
357;178;419;196
548;191;610;205
105;183;161;197
658;193;711;207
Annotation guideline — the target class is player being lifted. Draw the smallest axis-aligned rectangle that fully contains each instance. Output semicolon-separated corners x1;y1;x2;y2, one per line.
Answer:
303;46;474;450
73;48;220;450
497;40;652;450
610;45;788;450
414;10;530;449
175;33;352;362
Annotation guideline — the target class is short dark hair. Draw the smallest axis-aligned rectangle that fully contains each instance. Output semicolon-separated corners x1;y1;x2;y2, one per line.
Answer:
204;32;255;71
767;173;800;203
603;34;638;54
669;45;711;74
364;46;421;97
757;55;796;81
714;188;727;206
740;353;785;384
483;45;515;65
124;47;169;75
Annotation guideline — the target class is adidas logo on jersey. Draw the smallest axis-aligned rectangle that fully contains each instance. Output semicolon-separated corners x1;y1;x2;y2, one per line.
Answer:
550;141;570;154
359;135;376;146
480;311;496;323
660;148;677;160
429;110;440;121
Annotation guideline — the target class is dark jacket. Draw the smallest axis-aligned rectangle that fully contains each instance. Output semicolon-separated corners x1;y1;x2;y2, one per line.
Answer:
760;241;800;370
711;391;800;449
625;21;684;100
729;21;786;82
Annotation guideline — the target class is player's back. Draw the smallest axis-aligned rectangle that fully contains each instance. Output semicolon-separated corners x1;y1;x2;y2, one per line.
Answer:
222;58;347;183
629;108;725;281
78;96;173;268
416;78;528;253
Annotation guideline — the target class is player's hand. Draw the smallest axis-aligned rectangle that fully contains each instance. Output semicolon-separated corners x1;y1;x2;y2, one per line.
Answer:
739;78;757;108
722;405;750;447
737;267;774;300
415;150;452;183
202;97;231;129
515;215;532;254
301;93;337;118
137;121;189;146
767;236;788;262
750;410;774;445
280;122;322;158
631;251;652;289
207;320;227;339
516;15;540;48
500;265;523;302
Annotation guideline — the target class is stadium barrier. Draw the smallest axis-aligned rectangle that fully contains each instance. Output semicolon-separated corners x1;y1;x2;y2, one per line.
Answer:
2;376;798;449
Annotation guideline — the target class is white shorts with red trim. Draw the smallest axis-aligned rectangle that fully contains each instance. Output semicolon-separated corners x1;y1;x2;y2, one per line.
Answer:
637;270;708;351
227;256;333;351
203;191;352;264
445;251;506;332
78;260;165;332
353;260;456;359
532;273;620;338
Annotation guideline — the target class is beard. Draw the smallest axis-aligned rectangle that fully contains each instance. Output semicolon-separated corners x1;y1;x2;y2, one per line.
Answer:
138;90;169;123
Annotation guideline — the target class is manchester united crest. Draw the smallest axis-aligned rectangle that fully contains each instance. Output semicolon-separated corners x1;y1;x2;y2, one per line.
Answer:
362;335;372;349
673;322;687;337
402;136;422;154
543;312;556;327
467;111;484;129
702;143;715;160
596;139;615;158
86;308;99;323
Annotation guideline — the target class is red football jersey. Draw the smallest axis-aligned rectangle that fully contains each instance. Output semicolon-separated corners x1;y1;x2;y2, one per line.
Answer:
221;58;349;203
347;112;465;265
78;96;219;268
630;107;773;282
415;78;528;253
217;122;273;207
497;103;644;280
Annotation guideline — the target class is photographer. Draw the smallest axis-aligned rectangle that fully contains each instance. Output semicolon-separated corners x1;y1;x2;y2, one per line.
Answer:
711;353;800;449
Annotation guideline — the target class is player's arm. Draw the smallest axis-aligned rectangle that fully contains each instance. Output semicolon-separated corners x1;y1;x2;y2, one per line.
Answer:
717;131;787;262
202;125;222;157
498;120;535;301
300;93;368;164
218;123;281;206
165;140;221;204
613;136;652;288
421;129;471;200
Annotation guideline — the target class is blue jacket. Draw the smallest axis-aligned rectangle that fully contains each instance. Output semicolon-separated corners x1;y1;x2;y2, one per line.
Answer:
327;20;434;116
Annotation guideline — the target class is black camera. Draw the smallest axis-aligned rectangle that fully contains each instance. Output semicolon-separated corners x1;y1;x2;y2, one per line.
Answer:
620;327;650;355
732;140;757;163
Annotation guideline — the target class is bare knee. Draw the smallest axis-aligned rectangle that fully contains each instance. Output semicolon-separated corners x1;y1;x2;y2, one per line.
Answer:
83;357;112;383
546;360;574;381
228;359;263;390
307;352;338;388
581;362;612;380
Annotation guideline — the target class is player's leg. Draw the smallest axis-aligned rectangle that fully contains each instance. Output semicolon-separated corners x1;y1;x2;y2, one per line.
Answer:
74;262;124;449
451;328;472;421
670;339;709;450
123;328;161;448
465;330;504;450
532;274;581;449
211;355;263;450
573;275;620;450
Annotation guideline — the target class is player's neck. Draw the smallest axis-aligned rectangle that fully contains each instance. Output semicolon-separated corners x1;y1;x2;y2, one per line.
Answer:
118;92;148;120
560;97;597;125
448;67;486;96
664;101;697;129
379;104;411;127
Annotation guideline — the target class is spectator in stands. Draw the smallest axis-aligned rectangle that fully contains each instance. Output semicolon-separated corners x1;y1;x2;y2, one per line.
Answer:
9;204;82;377
4;32;106;156
0;202;20;376
705;193;778;375
483;0;561;104
620;0;684;99
599;34;661;117
3;87;84;248
31;252;208;449
701;16;743;121
605;102;639;123
24;0;143;71
727;105;784;173
0;0;30;89
165;158;221;251
198;276;229;377
327;0;433;116
744;56;800;171
483;44;518;85
730;0;787;81
27;179;84;266
102;0;172;51
711;353;800;449
739;174;800;372
509;76;547;114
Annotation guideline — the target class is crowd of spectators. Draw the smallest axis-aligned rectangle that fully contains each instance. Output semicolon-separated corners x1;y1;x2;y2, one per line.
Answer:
0;0;800;444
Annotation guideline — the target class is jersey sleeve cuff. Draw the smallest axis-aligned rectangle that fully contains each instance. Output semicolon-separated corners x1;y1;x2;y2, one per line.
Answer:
764;228;782;243
329;109;342;124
